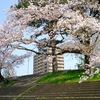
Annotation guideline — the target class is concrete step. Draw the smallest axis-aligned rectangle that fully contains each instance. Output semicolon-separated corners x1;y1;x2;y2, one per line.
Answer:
16;96;100;100
1;77;100;100
0;86;31;95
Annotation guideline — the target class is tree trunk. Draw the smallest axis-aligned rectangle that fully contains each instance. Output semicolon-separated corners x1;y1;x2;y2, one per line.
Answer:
51;40;57;73
83;35;94;76
0;71;5;82
84;55;90;65
52;47;57;73
84;55;93;76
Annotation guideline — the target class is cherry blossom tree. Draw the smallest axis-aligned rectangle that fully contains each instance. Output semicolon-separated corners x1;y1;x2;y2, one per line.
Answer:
0;24;31;82
1;0;100;76
0;46;31;82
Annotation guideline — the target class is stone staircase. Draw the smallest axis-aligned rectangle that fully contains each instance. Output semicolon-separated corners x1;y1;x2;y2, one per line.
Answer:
0;75;100;100
0;74;40;100
20;81;100;100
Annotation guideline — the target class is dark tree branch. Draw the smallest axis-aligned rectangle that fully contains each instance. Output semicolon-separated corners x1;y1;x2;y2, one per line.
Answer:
18;46;41;54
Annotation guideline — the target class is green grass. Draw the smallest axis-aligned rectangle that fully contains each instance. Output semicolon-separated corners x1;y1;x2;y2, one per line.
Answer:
0;79;16;87
36;70;100;84
88;73;100;81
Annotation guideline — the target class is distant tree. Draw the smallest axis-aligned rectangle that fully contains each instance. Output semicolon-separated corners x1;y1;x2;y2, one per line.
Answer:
1;0;100;76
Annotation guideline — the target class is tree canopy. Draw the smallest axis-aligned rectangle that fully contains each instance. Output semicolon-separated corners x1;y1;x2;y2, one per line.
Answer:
0;0;100;79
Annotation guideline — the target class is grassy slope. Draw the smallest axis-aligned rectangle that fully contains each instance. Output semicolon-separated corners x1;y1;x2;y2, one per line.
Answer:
36;70;100;83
